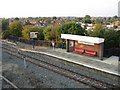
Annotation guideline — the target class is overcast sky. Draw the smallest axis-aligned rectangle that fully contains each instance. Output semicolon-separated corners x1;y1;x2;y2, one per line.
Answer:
0;0;119;18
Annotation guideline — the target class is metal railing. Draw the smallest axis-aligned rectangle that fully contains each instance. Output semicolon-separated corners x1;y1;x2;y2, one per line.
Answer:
8;36;66;49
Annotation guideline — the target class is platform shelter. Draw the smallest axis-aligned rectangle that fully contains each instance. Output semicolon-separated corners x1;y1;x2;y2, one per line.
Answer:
61;34;104;60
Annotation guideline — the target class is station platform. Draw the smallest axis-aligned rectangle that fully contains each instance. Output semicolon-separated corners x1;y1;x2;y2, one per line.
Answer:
2;40;120;76
31;48;119;76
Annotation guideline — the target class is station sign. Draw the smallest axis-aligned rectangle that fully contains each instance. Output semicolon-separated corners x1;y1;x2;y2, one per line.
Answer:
30;32;38;38
78;41;94;46
69;41;74;47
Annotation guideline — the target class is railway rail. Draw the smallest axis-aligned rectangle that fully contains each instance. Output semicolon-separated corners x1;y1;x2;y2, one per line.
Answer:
2;75;19;89
1;43;120;89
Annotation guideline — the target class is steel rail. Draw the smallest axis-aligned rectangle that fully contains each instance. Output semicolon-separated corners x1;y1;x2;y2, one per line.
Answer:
2;75;20;90
2;46;120;89
1;49;103;89
2;43;120;78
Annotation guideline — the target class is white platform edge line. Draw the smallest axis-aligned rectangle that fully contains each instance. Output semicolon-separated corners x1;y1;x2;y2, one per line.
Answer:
2;40;119;76
20;49;120;76
1;40;17;46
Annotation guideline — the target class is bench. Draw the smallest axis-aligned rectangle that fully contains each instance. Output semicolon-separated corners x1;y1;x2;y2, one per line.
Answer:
84;50;97;56
72;48;84;54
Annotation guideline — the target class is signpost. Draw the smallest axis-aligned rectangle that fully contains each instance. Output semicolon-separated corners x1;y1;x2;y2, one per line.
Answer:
30;32;38;48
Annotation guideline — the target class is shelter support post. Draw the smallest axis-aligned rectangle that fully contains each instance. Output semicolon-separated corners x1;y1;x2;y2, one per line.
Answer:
99;43;104;60
66;39;69;52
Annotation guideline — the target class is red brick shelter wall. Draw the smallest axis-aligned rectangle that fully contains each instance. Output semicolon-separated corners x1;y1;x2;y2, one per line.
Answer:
74;41;101;56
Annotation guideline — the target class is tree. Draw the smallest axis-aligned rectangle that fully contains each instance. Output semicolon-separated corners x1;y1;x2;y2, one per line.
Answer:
85;15;91;19
43;24;60;41
95;19;103;24
51;24;60;40
113;15;118;18
118;21;120;26
2;30;10;39
90;24;105;38
84;15;91;24
86;29;93;36
43;25;53;40
104;30;119;49
28;17;33;20
108;17;114;23
2;18;9;30
14;17;19;21
9;21;22;37
22;26;44;40
84;19;92;24
57;21;86;40
75;17;83;21
115;30;120;48
52;16;57;20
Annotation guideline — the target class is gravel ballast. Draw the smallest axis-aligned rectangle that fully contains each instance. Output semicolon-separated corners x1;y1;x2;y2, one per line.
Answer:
1;42;119;88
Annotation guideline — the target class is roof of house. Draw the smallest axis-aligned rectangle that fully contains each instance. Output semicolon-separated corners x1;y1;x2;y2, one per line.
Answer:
61;34;104;44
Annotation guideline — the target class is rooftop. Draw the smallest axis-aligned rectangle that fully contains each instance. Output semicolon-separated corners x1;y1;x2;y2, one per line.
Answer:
61;34;104;44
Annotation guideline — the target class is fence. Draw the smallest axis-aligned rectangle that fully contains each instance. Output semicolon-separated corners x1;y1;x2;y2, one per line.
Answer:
104;48;120;57
8;36;66;49
8;36;120;57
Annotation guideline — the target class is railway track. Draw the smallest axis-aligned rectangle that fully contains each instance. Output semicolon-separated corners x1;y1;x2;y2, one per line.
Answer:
2;75;19;89
1;44;120;89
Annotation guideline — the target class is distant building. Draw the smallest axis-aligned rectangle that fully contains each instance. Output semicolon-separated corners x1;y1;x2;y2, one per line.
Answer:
76;21;82;24
81;23;87;29
106;25;114;29
118;1;120;17
112;21;120;26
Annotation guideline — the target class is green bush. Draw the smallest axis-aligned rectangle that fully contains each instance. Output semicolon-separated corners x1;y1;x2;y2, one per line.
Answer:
2;30;10;39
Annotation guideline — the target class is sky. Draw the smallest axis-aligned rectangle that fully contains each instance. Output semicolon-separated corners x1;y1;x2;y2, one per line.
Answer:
0;0;119;18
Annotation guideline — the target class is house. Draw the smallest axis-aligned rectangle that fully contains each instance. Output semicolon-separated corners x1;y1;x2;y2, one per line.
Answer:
112;21;120;26
76;21;82;24
29;20;37;25
86;26;93;30
81;23;87;29
106;25;114;29
22;20;37;26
